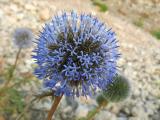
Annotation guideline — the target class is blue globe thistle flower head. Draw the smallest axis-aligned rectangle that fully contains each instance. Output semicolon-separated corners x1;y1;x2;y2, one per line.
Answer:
33;11;120;97
13;28;33;48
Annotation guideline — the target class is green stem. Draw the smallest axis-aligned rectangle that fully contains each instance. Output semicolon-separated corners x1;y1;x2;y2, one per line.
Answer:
4;48;22;87
47;95;63;120
86;102;107;120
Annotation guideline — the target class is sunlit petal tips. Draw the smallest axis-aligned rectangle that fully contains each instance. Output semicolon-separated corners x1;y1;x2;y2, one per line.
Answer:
33;11;120;97
13;28;33;49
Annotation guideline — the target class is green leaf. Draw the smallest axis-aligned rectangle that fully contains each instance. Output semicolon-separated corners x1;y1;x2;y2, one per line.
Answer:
92;0;108;12
3;88;25;113
151;29;160;40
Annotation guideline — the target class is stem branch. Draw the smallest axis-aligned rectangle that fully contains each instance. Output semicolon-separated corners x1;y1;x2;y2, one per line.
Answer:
4;48;22;87
86;102;108;120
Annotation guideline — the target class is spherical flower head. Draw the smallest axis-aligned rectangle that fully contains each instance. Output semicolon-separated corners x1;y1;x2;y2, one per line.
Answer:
13;28;33;48
96;74;130;104
33;11;120;97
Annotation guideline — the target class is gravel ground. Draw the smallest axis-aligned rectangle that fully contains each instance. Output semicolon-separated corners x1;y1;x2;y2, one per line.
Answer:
0;0;160;120
102;0;160;31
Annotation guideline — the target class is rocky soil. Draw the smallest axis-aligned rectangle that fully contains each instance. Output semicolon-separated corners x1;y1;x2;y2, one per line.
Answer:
102;0;160;32
0;0;160;120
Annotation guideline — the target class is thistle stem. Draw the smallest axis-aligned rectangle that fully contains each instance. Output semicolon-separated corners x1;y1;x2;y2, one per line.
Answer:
47;95;63;120
4;48;22;87
86;102;107;120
